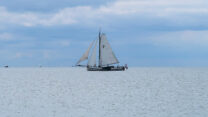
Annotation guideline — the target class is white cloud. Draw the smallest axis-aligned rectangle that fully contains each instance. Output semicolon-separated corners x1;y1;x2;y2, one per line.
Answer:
110;30;208;48
0;0;208;26
0;6;77;27
149;30;208;48
0;33;13;41
14;52;33;59
14;52;23;58
42;50;50;59
99;0;208;17
43;40;71;48
58;40;70;47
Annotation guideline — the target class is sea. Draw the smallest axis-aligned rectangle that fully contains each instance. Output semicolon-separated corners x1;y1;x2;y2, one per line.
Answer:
0;67;207;117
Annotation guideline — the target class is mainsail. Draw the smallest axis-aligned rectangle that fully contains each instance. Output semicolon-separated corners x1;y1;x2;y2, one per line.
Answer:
76;40;95;65
88;39;98;67
99;34;119;66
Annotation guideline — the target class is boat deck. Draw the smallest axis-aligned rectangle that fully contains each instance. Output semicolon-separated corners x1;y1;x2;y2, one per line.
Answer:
87;66;126;71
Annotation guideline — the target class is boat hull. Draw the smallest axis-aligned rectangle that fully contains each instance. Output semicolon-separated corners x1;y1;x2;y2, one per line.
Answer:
87;66;126;71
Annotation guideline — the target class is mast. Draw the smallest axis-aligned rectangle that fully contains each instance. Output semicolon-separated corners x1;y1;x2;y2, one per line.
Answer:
99;29;101;67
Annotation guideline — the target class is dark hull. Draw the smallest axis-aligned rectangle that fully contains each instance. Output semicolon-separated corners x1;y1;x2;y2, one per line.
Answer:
87;66;126;71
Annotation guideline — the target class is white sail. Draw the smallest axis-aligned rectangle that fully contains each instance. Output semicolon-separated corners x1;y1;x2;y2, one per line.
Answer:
100;34;119;66
76;40;94;65
88;39;98;66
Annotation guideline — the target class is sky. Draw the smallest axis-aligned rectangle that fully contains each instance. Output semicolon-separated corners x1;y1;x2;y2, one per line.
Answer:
0;0;208;67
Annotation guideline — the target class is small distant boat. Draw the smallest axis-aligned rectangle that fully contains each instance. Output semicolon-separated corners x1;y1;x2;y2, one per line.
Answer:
76;30;128;71
4;66;8;68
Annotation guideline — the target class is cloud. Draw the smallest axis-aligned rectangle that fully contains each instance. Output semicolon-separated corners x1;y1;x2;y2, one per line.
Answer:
42;50;51;59
0;6;77;27
14;52;23;58
146;30;208;49
13;52;33;59
58;40;70;47
0;33;13;41
0;0;208;27
46;40;71;47
104;0;208;15
110;30;208;49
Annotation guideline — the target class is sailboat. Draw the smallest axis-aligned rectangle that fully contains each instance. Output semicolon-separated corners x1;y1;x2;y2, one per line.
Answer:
76;30;128;71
